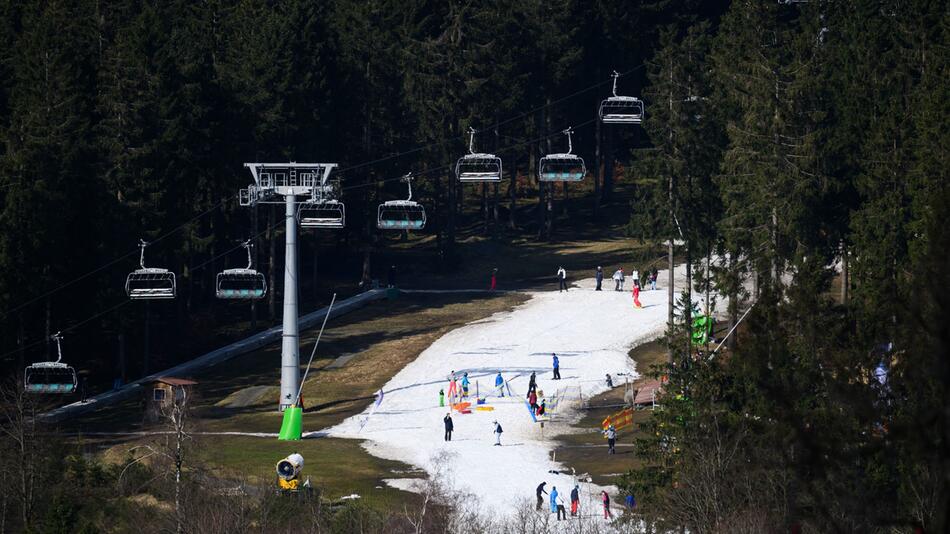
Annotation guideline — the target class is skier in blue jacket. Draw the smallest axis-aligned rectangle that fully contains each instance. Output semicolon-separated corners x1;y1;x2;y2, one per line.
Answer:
550;486;559;513
552;353;561;380
461;372;470;397
495;372;505;397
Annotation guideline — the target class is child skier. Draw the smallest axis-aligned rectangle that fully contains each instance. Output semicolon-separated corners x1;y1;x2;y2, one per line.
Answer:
536;399;547;417
612;268;622;291
605;424;617;454
528;390;538;414
570;485;580;516
493;420;503;446
495;372;505;397
461;372;470;397
439;389;445;407
632;283;642;308
602;490;613;519
549;486;559;513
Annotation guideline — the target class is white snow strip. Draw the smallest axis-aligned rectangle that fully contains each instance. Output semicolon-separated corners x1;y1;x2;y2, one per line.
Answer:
330;264;699;518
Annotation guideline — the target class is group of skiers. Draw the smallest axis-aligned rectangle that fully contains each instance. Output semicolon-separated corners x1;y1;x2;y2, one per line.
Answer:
536;482;614;520
593;265;658;292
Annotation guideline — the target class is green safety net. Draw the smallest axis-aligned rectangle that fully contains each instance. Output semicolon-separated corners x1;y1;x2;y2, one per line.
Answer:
691;315;712;345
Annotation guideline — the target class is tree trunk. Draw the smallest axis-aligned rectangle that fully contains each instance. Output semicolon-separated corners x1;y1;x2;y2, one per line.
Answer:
840;241;849;305
507;164;517;230
667;174;675;365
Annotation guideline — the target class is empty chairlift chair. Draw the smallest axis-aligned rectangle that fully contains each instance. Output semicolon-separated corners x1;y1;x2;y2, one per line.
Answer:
378;173;426;230
126;240;177;299
456;127;502;182
24;332;77;394
539;128;586;182
599;71;644;124
298;199;345;229
216;241;267;299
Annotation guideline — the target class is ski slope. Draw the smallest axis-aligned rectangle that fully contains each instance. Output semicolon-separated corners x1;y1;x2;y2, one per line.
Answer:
330;265;696;518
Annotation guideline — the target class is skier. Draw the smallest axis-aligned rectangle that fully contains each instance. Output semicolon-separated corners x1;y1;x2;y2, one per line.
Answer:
650;268;658;290
493;420;503;446
606;373;613;388
632;268;640;289
632;283;642;308
439;388;445;407
527;371;537;395
461;372;470;397
550;486;559;514
605;424;617;454
552;353;561;380
536;399;547;417
536;482;548;510
612;268;623;291
490;268;498;291
443;413;454;441
556;493;567;520
387;264;396;288
595;266;604;291
557;266;568;292
602;490;613;519
495;372;505;397
528;390;539;414
570;485;580;517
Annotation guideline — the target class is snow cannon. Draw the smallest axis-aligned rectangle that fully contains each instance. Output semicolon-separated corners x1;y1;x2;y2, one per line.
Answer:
276;453;304;491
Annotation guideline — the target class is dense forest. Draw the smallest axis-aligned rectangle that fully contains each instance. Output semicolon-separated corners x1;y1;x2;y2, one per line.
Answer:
0;0;948;531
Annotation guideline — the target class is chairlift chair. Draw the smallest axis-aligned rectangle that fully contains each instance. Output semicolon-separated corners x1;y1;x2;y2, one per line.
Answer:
599;71;644;124
126;240;176;299
378;173;426;230
298;199;345;229
24;332;78;394
216;241;267;299
539;128;586;182
456;127;502;182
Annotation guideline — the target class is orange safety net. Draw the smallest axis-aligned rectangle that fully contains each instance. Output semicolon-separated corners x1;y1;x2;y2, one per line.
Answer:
602;407;634;431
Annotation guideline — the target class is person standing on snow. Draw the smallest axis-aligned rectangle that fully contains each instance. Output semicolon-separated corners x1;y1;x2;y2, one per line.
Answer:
595;266;604;291
632;268;640;289
527;371;537;395
493;420;503;446
528;390;539;414
632;283;642;308
443;413;454;441
495;372;505;397
439;388;445;407
612;268;623;291
570;485;580;516
650;268;658;290
552;353;561;380
461;372;470;397
605;424;617;454
602;490;613;519
619;268;626;291
557;266;568;292
536;398;547;417
536;482;548;510
556;493;567;520
550;486;560;514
